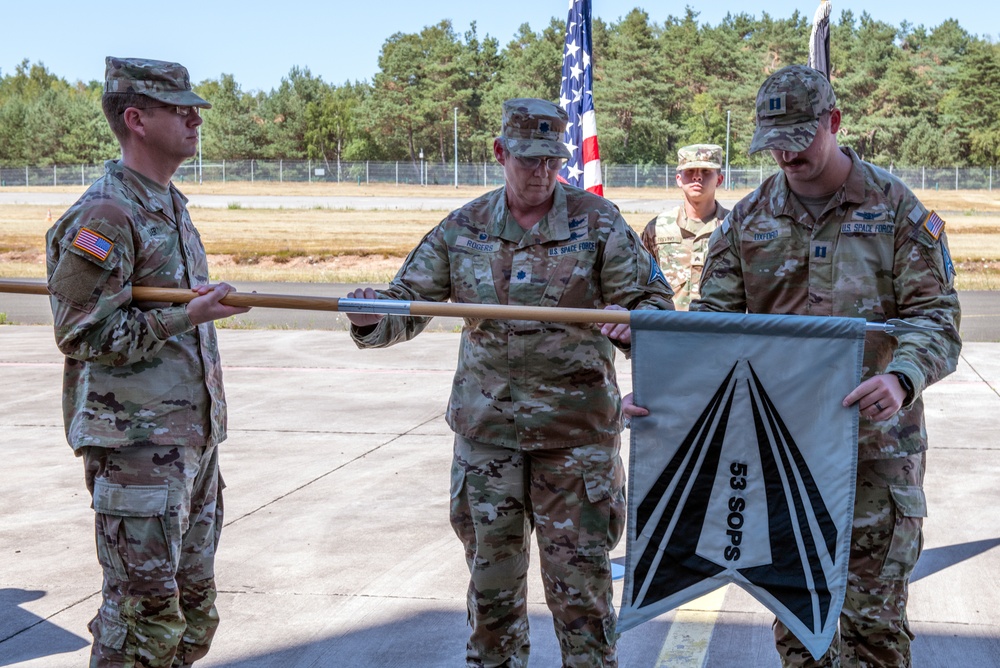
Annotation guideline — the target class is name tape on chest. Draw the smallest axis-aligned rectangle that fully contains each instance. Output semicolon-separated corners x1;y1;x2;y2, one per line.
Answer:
840;222;895;235
748;225;791;243
72;227;115;262
457;235;501;253
547;240;597;256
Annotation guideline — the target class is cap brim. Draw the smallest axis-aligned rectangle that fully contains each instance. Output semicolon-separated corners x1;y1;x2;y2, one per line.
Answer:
678;161;722;170
748;119;819;154
146;90;212;109
505;138;571;160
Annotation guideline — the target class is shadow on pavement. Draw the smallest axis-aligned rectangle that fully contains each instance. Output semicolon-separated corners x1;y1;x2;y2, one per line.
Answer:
912;537;1000;583
0;588;89;666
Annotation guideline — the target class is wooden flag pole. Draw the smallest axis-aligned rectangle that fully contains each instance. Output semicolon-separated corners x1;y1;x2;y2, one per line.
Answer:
0;279;631;325
0;279;934;333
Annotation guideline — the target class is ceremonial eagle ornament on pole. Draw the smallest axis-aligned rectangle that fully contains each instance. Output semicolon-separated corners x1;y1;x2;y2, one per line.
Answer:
619;311;865;659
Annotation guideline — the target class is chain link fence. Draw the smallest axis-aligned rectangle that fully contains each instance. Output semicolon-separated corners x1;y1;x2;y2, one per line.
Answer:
1;160;996;192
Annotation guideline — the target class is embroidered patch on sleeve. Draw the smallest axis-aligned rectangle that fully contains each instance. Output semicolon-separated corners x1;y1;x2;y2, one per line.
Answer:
942;241;956;278
648;254;668;286
72;227;114;262
922;211;945;240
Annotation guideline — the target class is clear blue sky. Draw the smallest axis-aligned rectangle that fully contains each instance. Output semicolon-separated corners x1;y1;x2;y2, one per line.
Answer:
4;1;996;92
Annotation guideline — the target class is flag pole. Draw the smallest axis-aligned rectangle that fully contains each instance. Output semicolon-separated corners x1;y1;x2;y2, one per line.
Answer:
808;0;832;80
0;279;629;325
0;279;937;333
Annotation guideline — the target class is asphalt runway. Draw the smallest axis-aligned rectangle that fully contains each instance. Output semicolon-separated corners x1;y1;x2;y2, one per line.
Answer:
3;282;998;341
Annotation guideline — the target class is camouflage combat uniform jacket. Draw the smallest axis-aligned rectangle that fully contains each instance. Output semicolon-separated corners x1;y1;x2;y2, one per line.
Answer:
640;202;729;309
693;148;961;460
352;183;674;449
46;160;227;452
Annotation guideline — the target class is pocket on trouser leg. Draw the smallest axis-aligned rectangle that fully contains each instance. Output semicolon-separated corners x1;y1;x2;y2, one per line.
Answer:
449;457;475;561
213;471;225;555
88;601;128;652
577;458;626;557
93;479;173;580
881;485;927;580
92;478;181;662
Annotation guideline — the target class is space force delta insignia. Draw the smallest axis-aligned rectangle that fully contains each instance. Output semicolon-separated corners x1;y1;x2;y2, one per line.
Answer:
647;254;668;286
72;227;114;262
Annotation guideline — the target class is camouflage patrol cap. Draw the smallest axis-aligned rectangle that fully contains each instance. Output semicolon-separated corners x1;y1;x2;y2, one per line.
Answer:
104;57;211;108
677;144;723;171
499;98;571;160
749;65;835;154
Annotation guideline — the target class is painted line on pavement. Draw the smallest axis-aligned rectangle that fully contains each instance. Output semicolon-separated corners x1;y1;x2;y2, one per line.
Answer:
655;586;728;667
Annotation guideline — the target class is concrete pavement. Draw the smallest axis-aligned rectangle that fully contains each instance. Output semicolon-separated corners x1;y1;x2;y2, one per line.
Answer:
1;327;999;667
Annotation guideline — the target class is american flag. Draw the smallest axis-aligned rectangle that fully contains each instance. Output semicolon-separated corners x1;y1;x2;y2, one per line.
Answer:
72;227;114;261
559;0;603;196
923;210;945;239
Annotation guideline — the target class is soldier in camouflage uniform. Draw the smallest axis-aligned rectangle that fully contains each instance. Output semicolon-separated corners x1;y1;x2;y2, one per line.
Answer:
346;98;674;667
692;65;962;667
45;57;249;668
640;144;729;310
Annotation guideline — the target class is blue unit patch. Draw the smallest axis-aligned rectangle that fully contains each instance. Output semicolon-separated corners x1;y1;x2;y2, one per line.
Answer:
648;255;668;286
942;241;956;278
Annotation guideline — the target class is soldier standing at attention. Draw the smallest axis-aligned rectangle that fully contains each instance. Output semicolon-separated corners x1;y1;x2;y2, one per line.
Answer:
46;57;249;667
692;65;962;667
346;98;674;667
640;144;729;310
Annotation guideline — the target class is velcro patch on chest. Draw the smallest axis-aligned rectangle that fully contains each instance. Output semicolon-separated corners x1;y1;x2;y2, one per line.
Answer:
72;227;115;262
850;209;889;223
746;223;790;243
547;240;597;256
840;222;895;236
811;241;832;262
512;266;532;283
456;235;500;253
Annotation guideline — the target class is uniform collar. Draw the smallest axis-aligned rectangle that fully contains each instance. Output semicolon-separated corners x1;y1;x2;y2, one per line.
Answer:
771;147;864;223
490;182;572;244
106;159;189;214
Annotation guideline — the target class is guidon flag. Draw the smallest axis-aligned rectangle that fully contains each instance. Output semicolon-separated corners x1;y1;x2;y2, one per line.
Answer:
619;310;865;660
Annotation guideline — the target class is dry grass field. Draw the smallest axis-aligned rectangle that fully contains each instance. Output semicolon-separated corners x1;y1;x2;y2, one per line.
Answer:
2;182;998;289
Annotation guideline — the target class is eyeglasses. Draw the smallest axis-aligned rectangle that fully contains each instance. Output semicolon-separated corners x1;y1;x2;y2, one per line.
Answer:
513;155;567;171
139;104;200;117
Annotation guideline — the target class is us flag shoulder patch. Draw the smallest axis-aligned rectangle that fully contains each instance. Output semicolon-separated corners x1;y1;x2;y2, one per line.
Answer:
923;210;945;240
72;227;114;262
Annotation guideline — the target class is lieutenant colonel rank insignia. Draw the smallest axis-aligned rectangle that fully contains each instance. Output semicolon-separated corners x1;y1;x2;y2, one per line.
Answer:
72;227;114;262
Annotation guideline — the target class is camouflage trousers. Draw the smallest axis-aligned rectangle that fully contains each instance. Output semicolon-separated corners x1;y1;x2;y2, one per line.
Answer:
81;443;224;668
450;434;626;668
775;453;927;668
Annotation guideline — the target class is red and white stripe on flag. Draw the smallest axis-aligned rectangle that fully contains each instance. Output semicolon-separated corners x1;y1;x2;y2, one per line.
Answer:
559;0;603;196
